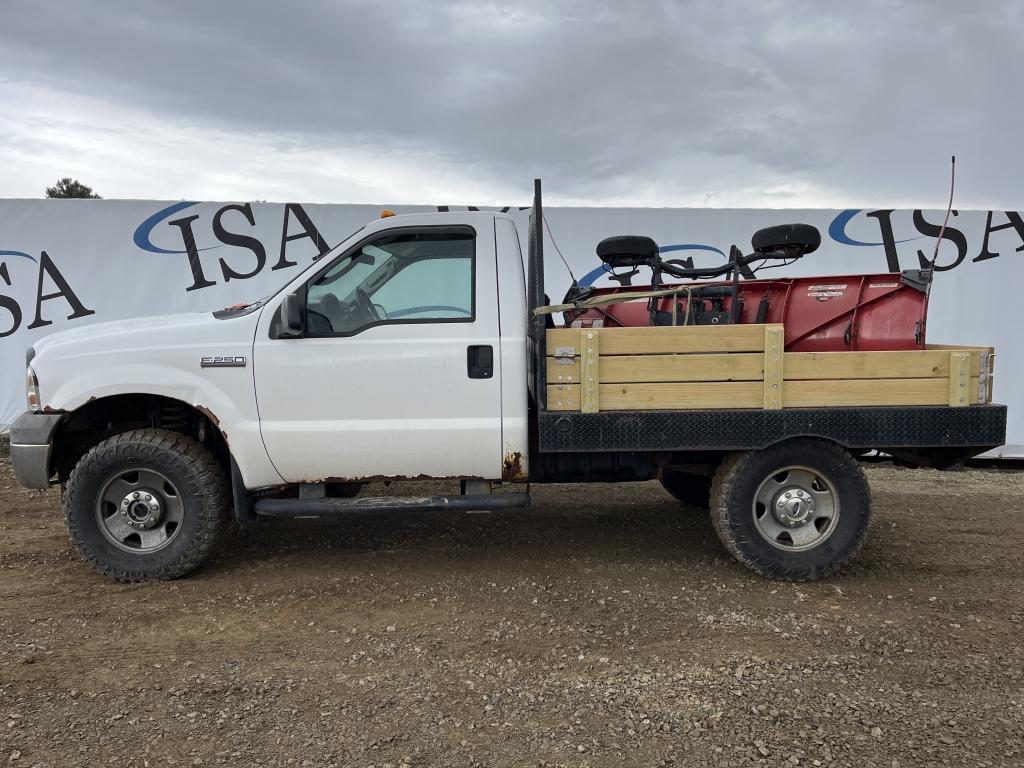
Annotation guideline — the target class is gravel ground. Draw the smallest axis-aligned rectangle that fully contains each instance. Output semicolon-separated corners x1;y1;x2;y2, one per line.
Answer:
1;446;1023;767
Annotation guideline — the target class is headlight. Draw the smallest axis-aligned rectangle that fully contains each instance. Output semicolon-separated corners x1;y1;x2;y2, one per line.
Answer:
26;367;40;411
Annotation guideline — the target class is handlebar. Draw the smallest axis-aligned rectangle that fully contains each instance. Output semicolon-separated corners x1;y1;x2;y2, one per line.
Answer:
656;247;793;281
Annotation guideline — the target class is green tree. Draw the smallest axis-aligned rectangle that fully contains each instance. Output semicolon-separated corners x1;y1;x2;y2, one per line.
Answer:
45;178;102;199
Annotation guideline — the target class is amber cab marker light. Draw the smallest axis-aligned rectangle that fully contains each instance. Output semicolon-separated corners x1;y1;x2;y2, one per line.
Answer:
379;209;396;218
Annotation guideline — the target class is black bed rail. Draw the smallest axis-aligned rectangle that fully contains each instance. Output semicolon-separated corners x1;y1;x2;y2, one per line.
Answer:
527;179;547;410
538;404;1007;467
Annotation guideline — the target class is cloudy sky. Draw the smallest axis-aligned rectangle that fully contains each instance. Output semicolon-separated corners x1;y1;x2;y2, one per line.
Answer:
1;0;1021;209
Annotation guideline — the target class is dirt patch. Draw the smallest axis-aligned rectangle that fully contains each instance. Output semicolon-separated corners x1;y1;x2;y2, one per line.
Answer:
1;455;1023;767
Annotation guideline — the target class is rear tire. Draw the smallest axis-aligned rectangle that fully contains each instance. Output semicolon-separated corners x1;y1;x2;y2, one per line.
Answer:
64;429;229;582
660;470;713;510
710;439;871;580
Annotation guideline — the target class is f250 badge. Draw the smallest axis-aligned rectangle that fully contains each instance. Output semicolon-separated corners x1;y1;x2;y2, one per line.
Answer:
201;356;247;368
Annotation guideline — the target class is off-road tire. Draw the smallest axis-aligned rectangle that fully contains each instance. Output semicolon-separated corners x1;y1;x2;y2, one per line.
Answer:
660;470;713;510
710;439;871;580
64;429;229;582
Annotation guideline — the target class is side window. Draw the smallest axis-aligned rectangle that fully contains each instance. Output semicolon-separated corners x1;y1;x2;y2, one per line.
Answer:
304;229;474;336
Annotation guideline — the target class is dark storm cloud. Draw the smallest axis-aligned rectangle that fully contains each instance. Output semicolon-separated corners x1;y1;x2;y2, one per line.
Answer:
1;0;1021;207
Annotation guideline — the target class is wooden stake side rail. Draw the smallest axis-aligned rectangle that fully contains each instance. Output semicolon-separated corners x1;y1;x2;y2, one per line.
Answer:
545;325;993;413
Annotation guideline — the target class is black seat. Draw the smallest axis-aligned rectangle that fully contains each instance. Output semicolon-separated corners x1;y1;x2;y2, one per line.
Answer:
596;235;659;268
751;223;821;256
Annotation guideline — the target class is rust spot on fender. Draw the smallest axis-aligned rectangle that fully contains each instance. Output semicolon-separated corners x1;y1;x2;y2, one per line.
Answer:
502;451;527;481
194;405;220;428
194;404;229;446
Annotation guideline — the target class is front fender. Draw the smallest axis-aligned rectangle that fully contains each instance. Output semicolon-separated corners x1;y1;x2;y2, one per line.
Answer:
33;312;283;488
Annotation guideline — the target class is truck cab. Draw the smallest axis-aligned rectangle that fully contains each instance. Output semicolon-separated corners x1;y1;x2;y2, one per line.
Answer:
252;211;529;485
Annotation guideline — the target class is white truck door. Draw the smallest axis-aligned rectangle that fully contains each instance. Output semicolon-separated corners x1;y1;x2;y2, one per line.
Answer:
252;217;503;483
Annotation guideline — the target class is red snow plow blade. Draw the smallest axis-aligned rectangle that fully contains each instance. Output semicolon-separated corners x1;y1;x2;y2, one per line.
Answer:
563;271;929;352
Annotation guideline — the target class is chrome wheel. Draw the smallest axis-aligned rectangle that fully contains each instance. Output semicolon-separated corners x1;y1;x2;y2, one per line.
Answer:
95;468;184;553
752;465;839;551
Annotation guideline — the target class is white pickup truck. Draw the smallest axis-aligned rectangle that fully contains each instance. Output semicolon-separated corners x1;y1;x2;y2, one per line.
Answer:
10;182;1006;582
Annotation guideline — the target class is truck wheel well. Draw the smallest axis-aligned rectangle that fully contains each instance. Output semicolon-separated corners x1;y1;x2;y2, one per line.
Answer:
51;394;228;483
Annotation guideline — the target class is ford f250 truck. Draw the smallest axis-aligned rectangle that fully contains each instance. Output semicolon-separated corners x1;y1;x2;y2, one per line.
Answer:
10;182;1007;582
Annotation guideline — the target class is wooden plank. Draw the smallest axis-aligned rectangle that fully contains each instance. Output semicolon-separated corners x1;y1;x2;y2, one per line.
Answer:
554;377;981;411
785;350;981;380
547;324;773;355
545;353;765;384
925;343;990;352
580;330;600;413
763;325;784;410
546;358;580;384
783;377;980;408
948;352;971;407
547;384;580;411
599;381;763;410
549;349;984;384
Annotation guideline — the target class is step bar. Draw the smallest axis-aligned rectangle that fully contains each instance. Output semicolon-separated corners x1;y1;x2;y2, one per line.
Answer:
254;493;531;518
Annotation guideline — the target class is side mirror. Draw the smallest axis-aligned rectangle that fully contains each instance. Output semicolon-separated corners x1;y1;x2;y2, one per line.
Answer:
277;293;304;338
751;223;821;257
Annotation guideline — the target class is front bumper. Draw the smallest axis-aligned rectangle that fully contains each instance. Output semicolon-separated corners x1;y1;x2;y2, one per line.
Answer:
9;411;63;489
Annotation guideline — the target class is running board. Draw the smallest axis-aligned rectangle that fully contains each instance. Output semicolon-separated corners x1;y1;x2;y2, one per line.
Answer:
254;493;531;518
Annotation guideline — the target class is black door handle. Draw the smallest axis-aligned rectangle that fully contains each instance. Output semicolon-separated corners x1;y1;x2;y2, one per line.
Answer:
467;345;493;379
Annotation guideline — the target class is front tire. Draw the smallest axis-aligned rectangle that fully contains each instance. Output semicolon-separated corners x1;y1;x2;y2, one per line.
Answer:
710;439;871;580
64;429;229;582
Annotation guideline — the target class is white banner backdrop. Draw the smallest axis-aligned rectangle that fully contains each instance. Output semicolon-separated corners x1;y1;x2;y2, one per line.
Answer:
1;198;1021;456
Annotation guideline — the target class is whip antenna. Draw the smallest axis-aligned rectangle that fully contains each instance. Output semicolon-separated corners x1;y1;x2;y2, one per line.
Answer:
929;155;956;270
543;213;577;283
925;156;956;305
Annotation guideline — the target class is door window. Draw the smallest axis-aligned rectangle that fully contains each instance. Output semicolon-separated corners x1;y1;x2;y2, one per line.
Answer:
304;229;474;336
